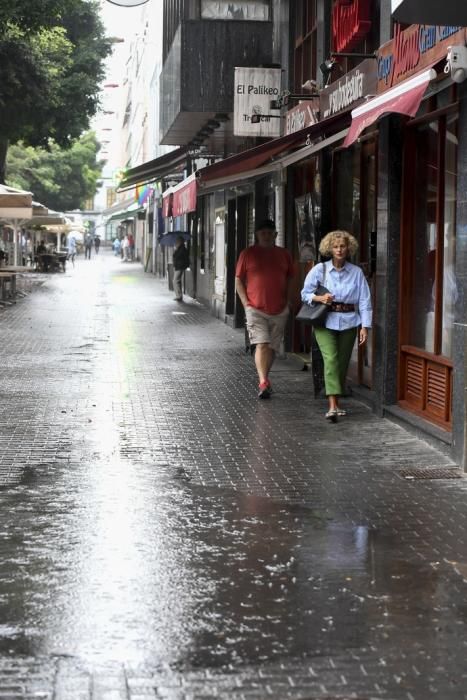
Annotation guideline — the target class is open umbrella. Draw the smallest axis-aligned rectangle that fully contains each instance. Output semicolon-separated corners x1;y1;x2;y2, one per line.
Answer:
159;231;191;247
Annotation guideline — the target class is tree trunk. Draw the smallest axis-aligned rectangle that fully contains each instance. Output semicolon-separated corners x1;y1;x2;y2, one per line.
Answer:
0;139;9;184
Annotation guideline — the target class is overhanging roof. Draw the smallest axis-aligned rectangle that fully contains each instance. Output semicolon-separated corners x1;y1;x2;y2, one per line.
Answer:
118;147;188;190
392;0;467;24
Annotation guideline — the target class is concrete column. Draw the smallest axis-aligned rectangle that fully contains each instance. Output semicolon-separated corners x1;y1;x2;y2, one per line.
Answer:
452;83;467;468
374;116;404;412
274;170;286;248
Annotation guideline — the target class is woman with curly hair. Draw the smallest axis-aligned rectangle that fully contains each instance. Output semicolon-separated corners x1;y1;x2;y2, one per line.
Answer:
301;230;372;422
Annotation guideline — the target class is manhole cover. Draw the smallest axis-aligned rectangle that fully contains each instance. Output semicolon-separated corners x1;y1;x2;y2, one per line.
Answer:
398;467;463;480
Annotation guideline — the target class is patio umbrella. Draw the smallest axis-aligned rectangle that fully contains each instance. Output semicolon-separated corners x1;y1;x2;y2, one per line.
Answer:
159;231;191;247
0;185;33;265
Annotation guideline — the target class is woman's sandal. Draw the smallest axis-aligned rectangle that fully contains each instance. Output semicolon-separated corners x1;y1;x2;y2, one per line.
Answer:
336;408;347;416
325;409;338;423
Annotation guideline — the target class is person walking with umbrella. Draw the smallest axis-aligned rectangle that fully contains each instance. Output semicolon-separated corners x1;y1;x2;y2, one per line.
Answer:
172;235;190;302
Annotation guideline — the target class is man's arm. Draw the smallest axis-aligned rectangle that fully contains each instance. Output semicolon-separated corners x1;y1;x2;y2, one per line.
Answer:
235;276;249;308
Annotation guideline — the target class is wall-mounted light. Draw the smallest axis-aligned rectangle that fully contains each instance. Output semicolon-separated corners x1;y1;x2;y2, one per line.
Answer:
106;0;149;6
319;59;336;86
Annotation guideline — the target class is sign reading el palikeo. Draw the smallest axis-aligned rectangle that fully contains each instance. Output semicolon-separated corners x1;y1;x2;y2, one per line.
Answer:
332;0;372;54
233;67;282;138
377;24;467;91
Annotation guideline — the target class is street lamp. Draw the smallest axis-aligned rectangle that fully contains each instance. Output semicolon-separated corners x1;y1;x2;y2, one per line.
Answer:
106;0;149;6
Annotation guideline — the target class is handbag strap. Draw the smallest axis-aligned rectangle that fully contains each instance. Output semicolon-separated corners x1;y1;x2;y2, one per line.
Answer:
322;261;326;286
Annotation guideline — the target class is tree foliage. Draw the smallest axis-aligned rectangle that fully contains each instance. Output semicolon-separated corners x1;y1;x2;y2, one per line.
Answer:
0;0;111;181
6;133;103;211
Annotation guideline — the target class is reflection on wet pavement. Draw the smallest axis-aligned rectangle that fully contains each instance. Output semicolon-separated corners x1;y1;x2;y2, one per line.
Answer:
0;254;466;698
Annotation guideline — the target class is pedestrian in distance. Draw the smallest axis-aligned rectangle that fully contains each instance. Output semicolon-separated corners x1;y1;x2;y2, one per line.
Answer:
301;230;372;422
113;237;121;256
172;235;189;302
235;218;295;399
94;235;101;254
84;232;93;260
67;233;77;266
127;233;135;261
122;234;130;262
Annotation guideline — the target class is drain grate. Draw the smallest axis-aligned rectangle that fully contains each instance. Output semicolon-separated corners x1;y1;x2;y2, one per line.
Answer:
398;467;463;480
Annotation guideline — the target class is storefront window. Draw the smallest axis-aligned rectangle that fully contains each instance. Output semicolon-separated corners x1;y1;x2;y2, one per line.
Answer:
333;146;361;241
201;1;270;20
442;116;458;357
406;114;458;359
408;121;438;354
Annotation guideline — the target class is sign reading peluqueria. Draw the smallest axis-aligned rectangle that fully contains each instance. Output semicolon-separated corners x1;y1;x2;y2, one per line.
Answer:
320;58;378;120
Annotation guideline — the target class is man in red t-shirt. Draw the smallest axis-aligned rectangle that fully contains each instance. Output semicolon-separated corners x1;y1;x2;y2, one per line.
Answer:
235;219;295;399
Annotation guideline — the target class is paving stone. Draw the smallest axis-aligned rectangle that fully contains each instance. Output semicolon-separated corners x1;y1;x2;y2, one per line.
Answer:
0;256;465;699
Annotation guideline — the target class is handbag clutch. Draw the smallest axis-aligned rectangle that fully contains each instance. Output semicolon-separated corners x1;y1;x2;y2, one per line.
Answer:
296;263;330;327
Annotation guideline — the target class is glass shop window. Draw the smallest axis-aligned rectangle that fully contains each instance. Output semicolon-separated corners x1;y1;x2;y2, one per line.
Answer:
406;114;458;359
201;1;270;20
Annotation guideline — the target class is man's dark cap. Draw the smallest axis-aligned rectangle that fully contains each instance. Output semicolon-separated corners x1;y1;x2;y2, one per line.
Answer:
255;218;276;232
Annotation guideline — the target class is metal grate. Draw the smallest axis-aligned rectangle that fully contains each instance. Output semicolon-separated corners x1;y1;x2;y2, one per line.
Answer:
398;467;463;480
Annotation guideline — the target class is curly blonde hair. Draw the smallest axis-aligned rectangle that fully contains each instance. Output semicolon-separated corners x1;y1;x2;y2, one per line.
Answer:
318;230;359;258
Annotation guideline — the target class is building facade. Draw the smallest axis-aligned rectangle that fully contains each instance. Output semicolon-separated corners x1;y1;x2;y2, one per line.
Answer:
119;0;467;467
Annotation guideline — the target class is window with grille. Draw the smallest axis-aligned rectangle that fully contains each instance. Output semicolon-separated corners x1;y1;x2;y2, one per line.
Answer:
292;0;317;93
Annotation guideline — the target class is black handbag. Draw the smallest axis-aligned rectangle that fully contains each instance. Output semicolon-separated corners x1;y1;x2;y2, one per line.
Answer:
296;263;331;327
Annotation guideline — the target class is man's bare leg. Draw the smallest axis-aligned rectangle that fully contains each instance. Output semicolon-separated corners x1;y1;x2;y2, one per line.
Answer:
255;343;275;384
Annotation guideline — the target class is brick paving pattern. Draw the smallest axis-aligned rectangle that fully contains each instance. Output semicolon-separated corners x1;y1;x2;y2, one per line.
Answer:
0;254;466;699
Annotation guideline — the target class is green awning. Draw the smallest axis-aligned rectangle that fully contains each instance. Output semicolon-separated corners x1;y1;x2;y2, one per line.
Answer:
107;203;145;222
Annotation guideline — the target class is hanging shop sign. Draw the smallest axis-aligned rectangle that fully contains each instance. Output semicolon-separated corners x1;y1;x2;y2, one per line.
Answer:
377;23;467;91
332;0;372;54
320;58;378;119
233;67;282;138
285;99;319;135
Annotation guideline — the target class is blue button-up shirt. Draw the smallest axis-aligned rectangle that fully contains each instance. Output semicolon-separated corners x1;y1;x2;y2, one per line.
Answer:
301;260;372;331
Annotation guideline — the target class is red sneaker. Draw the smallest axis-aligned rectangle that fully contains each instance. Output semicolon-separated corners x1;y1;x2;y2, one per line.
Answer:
258;380;271;399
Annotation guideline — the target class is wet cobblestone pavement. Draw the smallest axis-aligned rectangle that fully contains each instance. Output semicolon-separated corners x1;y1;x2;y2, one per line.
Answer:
0;253;466;699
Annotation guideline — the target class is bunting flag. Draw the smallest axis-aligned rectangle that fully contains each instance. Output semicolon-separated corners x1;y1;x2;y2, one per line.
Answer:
136;184;151;206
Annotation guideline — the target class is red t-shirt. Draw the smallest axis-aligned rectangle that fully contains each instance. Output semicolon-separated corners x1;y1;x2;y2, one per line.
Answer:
235;245;295;315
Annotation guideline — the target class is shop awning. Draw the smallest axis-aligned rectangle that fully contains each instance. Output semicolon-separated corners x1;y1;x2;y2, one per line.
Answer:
118;147;188;190
107;202;145;222
197;110;348;189
196;112;350;194
162;173;197;217
392;0;467;24
344;68;436;147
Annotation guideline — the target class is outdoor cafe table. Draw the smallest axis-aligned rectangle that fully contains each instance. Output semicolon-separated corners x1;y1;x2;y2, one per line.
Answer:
36;252;68;272
0;271;17;301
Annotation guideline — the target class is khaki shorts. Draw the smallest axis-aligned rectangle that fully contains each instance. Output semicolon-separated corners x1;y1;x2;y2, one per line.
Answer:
245;306;289;353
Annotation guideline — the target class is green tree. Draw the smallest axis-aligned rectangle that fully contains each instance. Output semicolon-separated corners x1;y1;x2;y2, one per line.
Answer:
6;132;103;211
0;0;111;182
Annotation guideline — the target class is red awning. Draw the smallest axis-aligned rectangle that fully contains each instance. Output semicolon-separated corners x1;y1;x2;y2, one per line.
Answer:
197;110;349;186
344;68;436;147
162;191;173;218
171;173;197;217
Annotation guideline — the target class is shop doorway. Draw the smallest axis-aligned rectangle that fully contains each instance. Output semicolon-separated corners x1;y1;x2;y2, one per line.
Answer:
332;137;377;388
225;194;251;327
398;104;457;430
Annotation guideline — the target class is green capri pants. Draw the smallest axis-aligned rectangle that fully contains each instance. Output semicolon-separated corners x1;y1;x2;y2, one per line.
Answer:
314;326;357;396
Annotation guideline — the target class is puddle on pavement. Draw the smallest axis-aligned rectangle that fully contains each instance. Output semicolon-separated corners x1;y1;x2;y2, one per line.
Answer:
0;466;465;670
